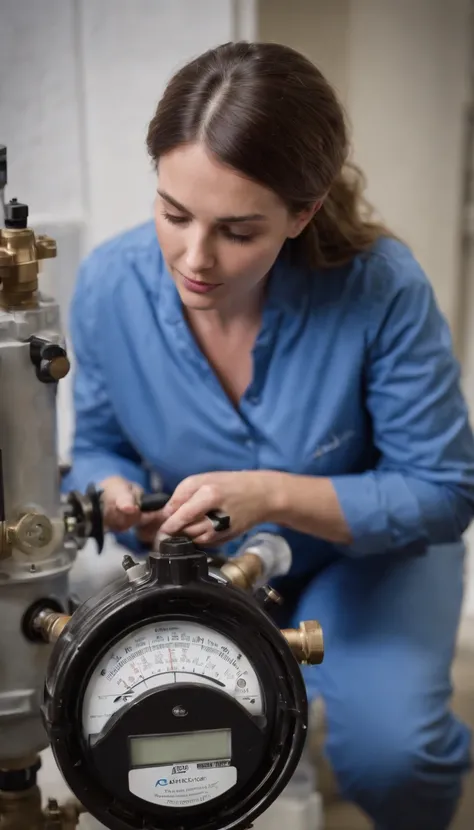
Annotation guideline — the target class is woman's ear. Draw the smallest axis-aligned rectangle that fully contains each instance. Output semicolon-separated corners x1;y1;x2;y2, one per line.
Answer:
287;199;324;239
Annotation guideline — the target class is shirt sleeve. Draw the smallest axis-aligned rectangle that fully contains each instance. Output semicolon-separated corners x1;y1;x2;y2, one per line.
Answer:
330;246;474;557
62;255;150;552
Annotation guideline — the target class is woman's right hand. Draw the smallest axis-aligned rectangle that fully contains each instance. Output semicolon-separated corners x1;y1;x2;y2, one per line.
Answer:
99;476;166;545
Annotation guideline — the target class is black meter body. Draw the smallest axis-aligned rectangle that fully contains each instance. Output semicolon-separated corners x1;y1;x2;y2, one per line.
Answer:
42;538;308;830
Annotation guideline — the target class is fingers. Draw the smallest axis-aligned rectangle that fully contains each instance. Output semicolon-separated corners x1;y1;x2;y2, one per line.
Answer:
160;476;205;517
160;484;219;536
136;509;167;545
173;519;215;544
99;476;142;532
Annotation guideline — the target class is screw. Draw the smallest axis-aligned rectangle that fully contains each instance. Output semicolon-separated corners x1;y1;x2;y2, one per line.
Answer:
172;705;188;717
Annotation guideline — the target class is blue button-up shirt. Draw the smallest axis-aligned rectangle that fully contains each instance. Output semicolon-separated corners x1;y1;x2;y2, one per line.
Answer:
64;221;474;574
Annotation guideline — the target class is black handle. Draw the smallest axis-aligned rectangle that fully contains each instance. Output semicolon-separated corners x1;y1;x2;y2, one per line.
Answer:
139;493;230;533
139;493;171;512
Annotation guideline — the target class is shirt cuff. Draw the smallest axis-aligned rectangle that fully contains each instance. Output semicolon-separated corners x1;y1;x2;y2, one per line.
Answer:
330;472;425;556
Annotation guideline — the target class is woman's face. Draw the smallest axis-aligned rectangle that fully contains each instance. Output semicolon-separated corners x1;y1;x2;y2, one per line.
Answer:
154;142;312;311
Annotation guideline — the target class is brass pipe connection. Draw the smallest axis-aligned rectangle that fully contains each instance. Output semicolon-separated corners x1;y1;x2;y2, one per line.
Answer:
220;553;325;664
0;512;55;561
32;610;71;644
0;791;85;830
0;784;44;830
0;757;86;830
281;620;324;665
220;552;263;590
0;226;56;310
42;798;86;830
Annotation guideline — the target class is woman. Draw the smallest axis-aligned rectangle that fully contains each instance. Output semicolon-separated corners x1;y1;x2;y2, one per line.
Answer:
65;41;474;829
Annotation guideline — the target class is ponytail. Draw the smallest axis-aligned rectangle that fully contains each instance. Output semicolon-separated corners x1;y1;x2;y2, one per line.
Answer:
291;162;396;269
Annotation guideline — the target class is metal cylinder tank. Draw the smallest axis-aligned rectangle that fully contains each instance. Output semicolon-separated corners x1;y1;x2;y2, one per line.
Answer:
0;196;76;762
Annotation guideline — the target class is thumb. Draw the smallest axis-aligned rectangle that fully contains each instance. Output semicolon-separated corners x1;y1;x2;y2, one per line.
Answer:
116;489;138;513
101;477;142;514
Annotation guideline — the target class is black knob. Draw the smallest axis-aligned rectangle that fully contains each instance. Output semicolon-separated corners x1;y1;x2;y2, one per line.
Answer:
29;336;70;384
149;536;209;585
159;536;196;557
139;492;230;532
4;198;28;229
64;484;105;554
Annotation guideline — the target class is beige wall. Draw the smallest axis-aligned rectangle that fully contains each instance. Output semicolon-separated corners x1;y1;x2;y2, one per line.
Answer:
258;0;470;331
258;0;350;101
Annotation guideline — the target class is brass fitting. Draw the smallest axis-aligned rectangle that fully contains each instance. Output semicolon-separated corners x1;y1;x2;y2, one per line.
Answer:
0;785;44;830
43;798;86;830
0;226;56;310
220;552;263;590
0;759;86;830
0;511;57;561
7;512;54;555
0;756;42;830
0;787;85;830
32;610;71;644
281;620;324;665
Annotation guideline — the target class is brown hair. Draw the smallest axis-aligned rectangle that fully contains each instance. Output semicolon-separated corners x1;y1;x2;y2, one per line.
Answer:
146;41;391;269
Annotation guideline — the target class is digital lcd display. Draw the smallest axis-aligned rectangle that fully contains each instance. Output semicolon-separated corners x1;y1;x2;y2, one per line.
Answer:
129;729;231;767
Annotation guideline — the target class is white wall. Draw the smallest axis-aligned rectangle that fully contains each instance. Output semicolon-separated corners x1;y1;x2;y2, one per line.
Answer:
0;0;245;245
0;0;247;460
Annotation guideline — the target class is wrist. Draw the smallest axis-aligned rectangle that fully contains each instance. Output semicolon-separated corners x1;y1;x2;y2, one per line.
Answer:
260;470;290;524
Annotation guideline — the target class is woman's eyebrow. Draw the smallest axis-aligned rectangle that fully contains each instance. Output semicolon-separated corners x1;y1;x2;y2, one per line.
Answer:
157;189;267;223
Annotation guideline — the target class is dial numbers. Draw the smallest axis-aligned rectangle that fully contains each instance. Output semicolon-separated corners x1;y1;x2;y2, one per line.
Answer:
82;621;263;738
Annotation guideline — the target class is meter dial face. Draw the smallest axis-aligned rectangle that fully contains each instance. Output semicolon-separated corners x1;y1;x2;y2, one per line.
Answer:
82;620;264;741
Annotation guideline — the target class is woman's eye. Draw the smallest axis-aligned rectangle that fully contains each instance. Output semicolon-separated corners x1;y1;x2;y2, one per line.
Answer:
162;211;189;225
162;211;255;244
222;229;255;244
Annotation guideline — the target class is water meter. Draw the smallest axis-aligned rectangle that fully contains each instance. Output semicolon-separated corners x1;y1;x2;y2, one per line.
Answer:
41;535;324;830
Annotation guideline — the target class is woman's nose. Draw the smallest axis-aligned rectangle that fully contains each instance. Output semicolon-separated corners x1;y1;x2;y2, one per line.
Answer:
185;232;216;273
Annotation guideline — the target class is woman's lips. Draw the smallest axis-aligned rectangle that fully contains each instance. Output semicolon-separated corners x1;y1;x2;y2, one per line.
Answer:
181;274;223;294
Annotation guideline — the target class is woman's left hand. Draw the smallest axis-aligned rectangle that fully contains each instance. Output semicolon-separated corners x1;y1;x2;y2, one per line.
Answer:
159;470;279;545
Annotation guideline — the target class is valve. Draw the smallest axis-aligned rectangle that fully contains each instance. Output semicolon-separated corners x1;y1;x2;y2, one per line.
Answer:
0;197;57;310
29;337;70;384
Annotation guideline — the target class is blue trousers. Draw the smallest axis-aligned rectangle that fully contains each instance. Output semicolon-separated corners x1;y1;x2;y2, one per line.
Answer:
277;543;471;830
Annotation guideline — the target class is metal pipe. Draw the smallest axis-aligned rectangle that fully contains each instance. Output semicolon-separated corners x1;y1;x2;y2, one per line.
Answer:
281;620;324;665
31;610;71;644
220;552;263;590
